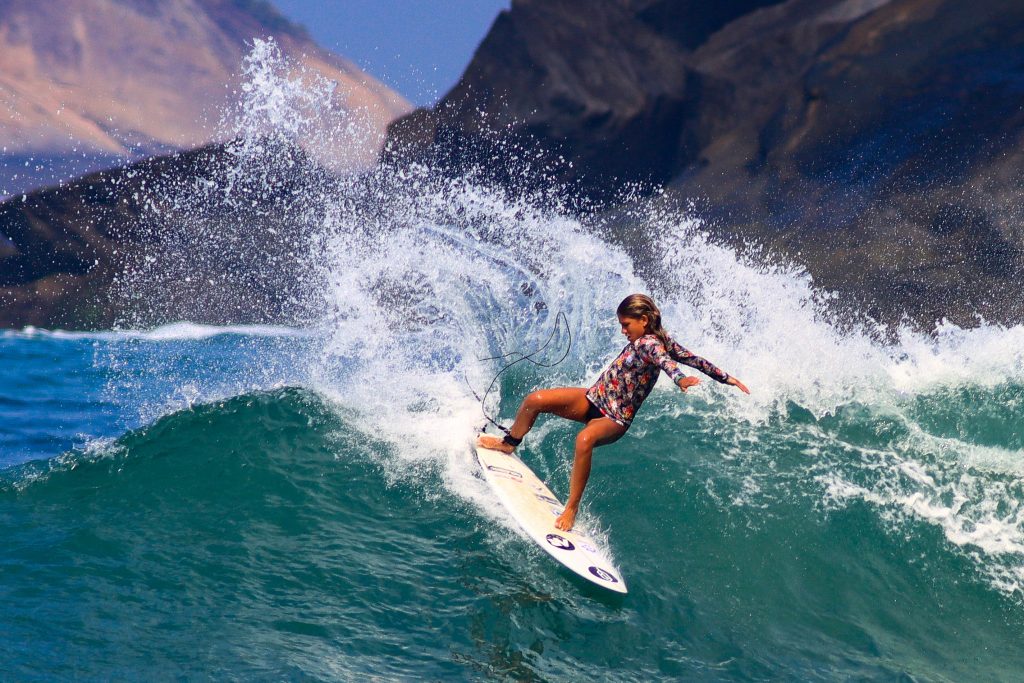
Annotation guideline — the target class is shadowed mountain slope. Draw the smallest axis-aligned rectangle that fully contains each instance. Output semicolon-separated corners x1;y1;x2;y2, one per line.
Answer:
386;0;1024;327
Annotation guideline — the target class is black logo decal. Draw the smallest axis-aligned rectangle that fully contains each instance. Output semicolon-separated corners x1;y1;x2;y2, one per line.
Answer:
534;493;559;505
588;566;618;583
545;534;575;551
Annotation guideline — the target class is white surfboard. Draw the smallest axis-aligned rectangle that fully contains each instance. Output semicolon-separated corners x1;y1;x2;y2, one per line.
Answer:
474;436;628;594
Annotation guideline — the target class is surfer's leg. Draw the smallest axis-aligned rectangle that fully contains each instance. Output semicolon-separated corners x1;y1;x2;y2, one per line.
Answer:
555;418;627;531
477;388;590;452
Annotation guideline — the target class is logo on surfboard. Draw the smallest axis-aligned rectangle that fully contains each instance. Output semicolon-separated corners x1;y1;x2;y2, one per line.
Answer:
486;465;522;481
545;534;575;551
588;566;619;583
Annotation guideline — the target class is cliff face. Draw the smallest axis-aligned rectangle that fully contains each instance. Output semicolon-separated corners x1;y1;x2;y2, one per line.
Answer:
0;0;411;195
670;0;1024;324
385;0;787;196
387;0;1024;327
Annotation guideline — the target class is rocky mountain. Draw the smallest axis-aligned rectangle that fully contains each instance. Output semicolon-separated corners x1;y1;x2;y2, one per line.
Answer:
0;0;411;195
386;0;1024;327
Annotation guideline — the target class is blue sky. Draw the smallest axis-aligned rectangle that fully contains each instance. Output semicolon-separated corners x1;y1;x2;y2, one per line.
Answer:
271;1;510;107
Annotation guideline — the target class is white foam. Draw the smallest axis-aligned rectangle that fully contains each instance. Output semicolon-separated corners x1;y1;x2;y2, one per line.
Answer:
299;169;649;504
816;422;1024;595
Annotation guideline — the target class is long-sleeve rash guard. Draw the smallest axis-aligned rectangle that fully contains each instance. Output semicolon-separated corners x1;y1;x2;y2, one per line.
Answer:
585;334;730;427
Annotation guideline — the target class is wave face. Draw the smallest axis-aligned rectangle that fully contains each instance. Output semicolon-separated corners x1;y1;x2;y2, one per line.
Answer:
3;44;1024;680
4;377;1024;680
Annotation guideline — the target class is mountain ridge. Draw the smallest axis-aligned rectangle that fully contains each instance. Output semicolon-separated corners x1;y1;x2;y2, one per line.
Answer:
4;0;1024;329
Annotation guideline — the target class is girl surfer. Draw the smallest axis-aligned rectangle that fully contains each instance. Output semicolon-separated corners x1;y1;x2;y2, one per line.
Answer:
478;294;749;531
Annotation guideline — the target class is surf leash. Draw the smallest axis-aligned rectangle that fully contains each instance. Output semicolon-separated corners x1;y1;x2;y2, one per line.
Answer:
465;310;572;435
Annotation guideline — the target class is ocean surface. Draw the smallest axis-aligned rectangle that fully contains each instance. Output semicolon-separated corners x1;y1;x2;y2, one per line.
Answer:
4;40;1024;681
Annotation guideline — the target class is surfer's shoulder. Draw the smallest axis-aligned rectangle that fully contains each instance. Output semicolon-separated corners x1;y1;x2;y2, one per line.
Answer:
634;334;664;349
631;334;666;359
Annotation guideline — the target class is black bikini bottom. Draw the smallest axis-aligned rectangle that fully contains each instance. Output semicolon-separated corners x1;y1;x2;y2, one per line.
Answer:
584;399;604;422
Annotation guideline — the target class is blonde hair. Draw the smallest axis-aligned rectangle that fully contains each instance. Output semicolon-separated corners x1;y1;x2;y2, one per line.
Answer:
617;294;671;348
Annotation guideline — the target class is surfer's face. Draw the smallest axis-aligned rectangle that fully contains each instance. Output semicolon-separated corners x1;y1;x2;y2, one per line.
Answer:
618;315;649;342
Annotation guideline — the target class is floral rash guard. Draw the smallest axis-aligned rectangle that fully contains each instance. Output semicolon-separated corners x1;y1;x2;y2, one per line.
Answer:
585;334;730;427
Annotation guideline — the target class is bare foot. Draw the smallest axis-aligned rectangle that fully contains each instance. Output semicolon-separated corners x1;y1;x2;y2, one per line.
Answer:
554;507;577;531
477;434;515;453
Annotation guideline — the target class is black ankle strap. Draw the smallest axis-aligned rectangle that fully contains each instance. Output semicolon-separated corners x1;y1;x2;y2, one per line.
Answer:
502;433;522;447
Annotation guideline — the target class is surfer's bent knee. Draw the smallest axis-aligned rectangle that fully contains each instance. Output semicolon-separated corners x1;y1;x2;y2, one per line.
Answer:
577;421;626;450
523;390;547;411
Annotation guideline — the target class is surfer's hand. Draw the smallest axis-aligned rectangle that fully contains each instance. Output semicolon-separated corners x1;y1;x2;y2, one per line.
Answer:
555;506;577;531
727;376;750;394
676;376;700;392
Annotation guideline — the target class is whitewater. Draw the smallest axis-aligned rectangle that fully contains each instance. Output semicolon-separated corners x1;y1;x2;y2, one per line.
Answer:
2;39;1023;681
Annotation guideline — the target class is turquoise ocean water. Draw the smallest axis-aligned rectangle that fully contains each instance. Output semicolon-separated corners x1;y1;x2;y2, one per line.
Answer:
3;318;1024;681
4;41;1024;681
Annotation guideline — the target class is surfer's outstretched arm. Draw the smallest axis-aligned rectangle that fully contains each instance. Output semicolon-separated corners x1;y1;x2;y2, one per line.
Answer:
665;338;750;394
555;417;626;531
